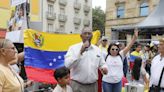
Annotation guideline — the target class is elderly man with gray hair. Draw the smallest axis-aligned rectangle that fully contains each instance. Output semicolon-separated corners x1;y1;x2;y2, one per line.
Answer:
65;27;108;92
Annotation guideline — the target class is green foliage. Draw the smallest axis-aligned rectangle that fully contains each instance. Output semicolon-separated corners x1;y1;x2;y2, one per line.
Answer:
92;6;105;35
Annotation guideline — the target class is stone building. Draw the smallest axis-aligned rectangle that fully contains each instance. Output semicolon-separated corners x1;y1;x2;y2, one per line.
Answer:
105;0;160;41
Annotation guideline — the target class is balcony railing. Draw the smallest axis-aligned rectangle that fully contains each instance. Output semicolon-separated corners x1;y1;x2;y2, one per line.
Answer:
59;0;67;6
58;14;67;22
83;19;90;26
74;17;81;25
46;11;56;20
55;28;66;33
47;0;56;3
74;2;81;10
83;4;90;13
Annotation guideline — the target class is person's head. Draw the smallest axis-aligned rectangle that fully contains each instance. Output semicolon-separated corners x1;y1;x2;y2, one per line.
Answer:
135;43;142;52
132;57;142;81
54;67;70;86
18;7;24;17
107;43;120;56
0;39;18;64
144;44;150;51
80;27;93;43
119;43;125;50
158;38;164;54
101;36;108;47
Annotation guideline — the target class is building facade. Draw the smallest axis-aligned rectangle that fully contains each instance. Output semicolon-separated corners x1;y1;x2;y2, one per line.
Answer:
42;0;92;34
105;0;160;41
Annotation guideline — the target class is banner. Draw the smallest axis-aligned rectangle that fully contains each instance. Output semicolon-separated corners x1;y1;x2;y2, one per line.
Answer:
24;29;100;84
11;0;26;6
5;30;23;43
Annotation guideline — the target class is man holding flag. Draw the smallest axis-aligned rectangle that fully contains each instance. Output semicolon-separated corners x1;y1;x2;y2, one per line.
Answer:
65;27;108;92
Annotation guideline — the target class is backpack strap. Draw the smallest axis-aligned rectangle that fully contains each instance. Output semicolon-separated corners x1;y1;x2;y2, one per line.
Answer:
158;67;164;87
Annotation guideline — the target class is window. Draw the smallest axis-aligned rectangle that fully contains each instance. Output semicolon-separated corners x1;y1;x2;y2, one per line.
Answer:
59;23;65;31
60;7;65;14
48;4;53;14
47;23;53;32
85;0;88;3
117;5;125;18
75;25;79;30
140;2;149;16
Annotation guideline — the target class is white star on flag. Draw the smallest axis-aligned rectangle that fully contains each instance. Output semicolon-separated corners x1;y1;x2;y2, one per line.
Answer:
49;62;53;66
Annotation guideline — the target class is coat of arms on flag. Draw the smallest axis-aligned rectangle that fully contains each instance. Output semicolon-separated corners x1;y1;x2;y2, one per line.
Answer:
32;33;44;47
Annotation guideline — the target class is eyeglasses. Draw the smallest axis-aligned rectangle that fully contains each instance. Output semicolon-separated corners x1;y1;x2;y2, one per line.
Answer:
111;48;119;51
0;40;17;52
102;39;107;42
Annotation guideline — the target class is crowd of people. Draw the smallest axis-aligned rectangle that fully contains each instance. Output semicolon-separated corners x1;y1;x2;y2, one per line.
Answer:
0;27;163;92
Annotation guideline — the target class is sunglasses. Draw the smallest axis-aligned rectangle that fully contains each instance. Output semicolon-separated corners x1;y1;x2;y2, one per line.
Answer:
111;48;119;51
102;39;107;42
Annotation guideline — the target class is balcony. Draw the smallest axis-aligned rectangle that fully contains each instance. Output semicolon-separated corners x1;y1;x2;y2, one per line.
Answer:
46;11;56;20
74;17;81;25
83;19;90;26
83;4;90;13
55;28;66;33
58;14;67;22
74;2;81;10
47;0;56;3
59;0;67;6
115;0;126;5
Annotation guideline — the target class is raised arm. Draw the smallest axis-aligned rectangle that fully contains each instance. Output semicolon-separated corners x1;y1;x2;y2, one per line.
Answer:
17;52;24;62
10;52;24;65
123;28;138;55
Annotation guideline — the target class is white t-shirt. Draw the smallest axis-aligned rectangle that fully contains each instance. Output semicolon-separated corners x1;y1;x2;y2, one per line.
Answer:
102;51;125;83
150;54;164;87
53;84;73;92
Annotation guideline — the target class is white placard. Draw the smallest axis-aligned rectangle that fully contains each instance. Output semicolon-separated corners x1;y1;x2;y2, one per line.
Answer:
11;0;26;6
5;30;23;43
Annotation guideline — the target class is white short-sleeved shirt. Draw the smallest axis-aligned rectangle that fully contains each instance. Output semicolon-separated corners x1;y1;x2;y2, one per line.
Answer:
102;51;125;83
0;65;24;92
53;84;73;92
65;42;107;84
150;54;164;87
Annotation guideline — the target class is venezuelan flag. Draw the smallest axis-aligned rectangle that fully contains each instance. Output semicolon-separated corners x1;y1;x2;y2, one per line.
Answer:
24;29;100;84
129;51;141;62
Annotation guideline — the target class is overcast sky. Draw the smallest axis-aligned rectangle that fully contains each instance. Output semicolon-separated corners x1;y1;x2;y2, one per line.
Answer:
92;0;106;11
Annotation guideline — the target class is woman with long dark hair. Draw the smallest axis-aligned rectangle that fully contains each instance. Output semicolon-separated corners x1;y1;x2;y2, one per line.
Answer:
102;29;138;92
132;57;149;85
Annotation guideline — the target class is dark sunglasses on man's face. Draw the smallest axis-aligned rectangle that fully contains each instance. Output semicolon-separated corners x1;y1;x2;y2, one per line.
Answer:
102;39;107;42
111;48;119;51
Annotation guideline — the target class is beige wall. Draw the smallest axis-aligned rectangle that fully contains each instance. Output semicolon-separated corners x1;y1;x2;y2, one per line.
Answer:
105;0;160;40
